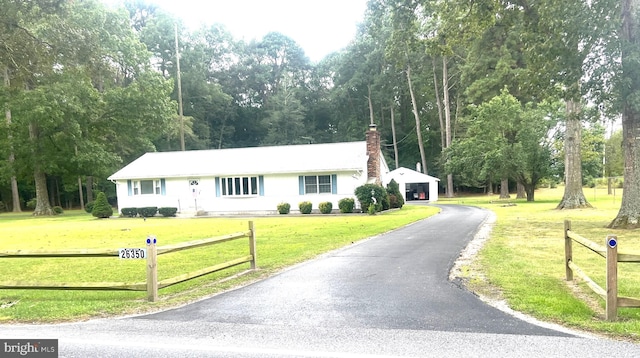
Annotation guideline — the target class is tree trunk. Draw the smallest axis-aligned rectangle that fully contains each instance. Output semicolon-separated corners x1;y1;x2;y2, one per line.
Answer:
609;0;640;228
406;64;427;174
499;178;510;199
367;84;375;126
556;98;592;209
86;176;94;203
390;102;399;169
4;66;21;212
29;122;53;216
32;168;53;216
78;176;85;211
442;57;454;198
516;182;526;199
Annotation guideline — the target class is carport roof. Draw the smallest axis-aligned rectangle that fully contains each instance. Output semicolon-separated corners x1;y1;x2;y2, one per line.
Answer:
389;167;440;183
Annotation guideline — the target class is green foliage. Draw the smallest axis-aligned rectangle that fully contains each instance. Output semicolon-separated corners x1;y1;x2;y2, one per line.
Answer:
137;207;158;218
319;202;333;214
298;201;313;214
0;201;5;212
386;179;404;209
158;207;177;217
121;208;138;217
338;198;355;213
367;203;377;215
52;206;64;215
124;208;138;217
355;184;387;213
91;192;113;218
84;201;95;214
277;202;290;214
26;199;37;210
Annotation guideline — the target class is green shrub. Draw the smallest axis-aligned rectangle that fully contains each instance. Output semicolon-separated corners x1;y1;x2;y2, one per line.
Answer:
84;201;95;214
91;192;113;218
158;207;178;217
386;179;404;208
319;201;333;214
338;198;355;213
298;201;313;214
52;206;64;215
26;198;37;210
355;184;386;213
137;207;158;217
277;202;290;214
121;207;138;217
368;203;377;215
0;201;5;212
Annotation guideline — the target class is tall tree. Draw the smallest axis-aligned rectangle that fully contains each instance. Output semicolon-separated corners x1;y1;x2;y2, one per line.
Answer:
609;0;640;228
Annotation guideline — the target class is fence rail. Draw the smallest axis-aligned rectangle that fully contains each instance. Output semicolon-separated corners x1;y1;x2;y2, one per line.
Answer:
0;221;256;302
564;219;640;320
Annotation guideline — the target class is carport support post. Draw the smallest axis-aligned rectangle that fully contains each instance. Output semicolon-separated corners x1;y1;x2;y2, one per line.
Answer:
564;220;572;281
146;236;158;302
606;235;618;321
249;221;257;270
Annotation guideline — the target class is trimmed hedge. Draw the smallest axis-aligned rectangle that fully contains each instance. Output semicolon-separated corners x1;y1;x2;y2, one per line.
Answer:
121;207;138;217
158;207;177;217
298;201;312;214
338;198;355;213
277;202;291;214
319;201;332;214
137;207;158;217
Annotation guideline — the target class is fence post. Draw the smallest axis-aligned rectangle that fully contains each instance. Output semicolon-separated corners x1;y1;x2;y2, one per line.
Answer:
564;220;573;281
249;221;257;270
606;235;618;321
146;236;158;302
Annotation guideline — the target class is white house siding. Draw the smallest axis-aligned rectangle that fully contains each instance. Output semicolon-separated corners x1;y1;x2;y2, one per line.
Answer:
113;171;366;216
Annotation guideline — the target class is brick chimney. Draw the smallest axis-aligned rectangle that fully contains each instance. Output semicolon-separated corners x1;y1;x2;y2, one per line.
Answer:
366;124;381;184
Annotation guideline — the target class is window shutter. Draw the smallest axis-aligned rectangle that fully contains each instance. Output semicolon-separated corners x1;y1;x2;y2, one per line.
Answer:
331;174;337;194
259;176;265;196
160;179;166;196
127;180;132;196
215;177;221;197
299;176;304;195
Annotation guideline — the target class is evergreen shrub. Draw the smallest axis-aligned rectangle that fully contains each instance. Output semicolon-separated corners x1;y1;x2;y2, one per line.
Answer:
277;202;291;214
92;192;113;218
137;207;158;217
158;207;177;217
121;208;138;217
298;201;312;214
319;201;332;214
338;198;354;213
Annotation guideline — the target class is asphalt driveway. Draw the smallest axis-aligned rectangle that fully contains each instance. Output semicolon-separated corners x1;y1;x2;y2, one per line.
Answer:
2;204;640;357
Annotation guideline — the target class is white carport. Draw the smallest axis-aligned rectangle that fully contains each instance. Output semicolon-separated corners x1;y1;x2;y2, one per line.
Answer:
385;167;440;202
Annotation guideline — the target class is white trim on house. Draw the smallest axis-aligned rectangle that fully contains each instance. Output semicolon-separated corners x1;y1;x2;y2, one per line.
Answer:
108;141;390;215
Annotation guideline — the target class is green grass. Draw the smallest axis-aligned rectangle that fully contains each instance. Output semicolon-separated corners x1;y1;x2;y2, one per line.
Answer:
441;187;640;341
0;205;438;323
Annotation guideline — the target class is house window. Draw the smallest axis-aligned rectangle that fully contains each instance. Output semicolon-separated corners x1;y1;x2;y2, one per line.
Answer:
221;176;259;197
304;175;332;194
133;180;161;195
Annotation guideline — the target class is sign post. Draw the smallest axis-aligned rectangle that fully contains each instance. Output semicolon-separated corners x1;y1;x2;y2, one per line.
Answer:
606;235;618;321
146;236;158;302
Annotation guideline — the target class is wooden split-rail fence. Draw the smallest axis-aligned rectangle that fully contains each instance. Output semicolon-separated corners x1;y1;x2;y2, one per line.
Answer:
0;221;256;302
564;220;640;321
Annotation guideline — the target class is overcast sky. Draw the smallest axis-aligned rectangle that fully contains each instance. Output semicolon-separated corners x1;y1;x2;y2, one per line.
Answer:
104;0;369;63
